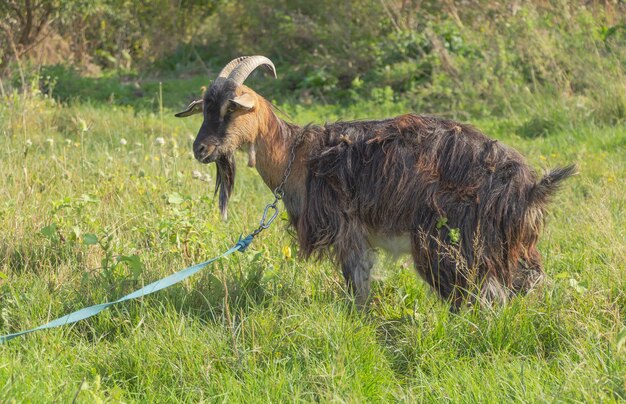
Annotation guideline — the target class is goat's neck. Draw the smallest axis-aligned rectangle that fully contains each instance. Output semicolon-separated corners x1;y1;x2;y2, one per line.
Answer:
253;99;307;219
253;100;302;190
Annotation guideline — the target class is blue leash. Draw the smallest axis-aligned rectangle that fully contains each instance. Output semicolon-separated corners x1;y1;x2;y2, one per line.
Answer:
0;233;256;344
1;130;298;345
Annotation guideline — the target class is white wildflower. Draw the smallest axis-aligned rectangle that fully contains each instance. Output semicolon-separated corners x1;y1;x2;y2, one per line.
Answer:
25;139;32;147
45;138;54;145
155;137;165;146
192;170;210;182
77;117;89;132
120;138;128;146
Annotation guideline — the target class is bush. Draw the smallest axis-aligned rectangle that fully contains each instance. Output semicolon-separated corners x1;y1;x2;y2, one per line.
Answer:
2;1;624;125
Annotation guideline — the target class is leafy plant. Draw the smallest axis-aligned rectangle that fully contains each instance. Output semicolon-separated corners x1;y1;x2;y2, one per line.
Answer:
436;216;461;245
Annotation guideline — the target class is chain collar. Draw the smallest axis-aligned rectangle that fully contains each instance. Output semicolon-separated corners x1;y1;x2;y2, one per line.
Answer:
251;130;306;237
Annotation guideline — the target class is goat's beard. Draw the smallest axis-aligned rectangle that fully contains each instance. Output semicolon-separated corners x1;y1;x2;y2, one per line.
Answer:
214;153;236;220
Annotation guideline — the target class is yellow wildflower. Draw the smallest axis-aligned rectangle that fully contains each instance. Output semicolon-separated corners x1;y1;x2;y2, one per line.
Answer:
282;245;292;260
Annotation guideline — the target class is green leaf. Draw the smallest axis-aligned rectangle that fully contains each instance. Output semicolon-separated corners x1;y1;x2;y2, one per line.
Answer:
118;255;144;279
449;228;461;244
40;223;58;240
568;278;587;294
83;234;99;245
0;271;7;280
167;192;184;205
436;217;448;230
79;194;100;204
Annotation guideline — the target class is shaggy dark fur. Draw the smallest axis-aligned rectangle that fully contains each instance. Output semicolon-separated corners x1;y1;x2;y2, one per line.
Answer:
282;114;575;307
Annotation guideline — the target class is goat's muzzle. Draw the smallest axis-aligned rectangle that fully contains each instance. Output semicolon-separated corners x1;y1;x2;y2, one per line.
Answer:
193;142;218;164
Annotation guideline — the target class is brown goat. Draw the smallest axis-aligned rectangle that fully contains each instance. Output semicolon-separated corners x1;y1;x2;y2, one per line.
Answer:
176;56;576;308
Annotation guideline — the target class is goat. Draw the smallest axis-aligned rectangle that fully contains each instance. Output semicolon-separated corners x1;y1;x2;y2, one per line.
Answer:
176;55;576;309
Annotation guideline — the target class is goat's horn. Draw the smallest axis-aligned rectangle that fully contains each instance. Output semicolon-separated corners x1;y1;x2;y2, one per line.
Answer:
217;56;250;79
227;55;277;86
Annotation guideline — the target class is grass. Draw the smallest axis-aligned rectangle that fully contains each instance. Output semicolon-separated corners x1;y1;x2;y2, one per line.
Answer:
0;84;625;402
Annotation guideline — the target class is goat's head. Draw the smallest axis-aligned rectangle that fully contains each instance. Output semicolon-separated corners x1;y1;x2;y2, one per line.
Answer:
175;55;277;219
175;55;276;164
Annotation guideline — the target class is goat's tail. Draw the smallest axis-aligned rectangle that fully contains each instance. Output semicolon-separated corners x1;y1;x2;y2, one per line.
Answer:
528;164;577;206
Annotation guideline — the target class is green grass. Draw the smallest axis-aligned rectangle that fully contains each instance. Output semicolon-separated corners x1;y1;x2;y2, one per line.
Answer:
0;87;625;402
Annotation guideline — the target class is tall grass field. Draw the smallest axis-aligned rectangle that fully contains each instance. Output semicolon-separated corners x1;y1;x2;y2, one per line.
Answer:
0;80;624;401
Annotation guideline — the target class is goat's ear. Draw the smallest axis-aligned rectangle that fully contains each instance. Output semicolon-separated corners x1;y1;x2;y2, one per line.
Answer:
175;99;203;118
230;93;256;111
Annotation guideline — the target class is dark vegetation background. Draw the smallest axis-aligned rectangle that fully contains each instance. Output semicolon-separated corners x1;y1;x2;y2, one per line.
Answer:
1;0;624;129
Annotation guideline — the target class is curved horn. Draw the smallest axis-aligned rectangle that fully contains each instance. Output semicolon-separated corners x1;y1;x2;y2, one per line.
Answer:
227;55;277;86
217;56;249;79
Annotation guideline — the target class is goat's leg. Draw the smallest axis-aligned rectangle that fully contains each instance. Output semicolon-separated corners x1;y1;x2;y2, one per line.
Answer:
337;233;375;309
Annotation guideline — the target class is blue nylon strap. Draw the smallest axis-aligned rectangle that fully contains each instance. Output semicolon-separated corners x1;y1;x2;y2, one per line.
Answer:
0;233;255;344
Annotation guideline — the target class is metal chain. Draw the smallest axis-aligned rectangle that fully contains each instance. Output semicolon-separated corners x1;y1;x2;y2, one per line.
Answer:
250;131;305;238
